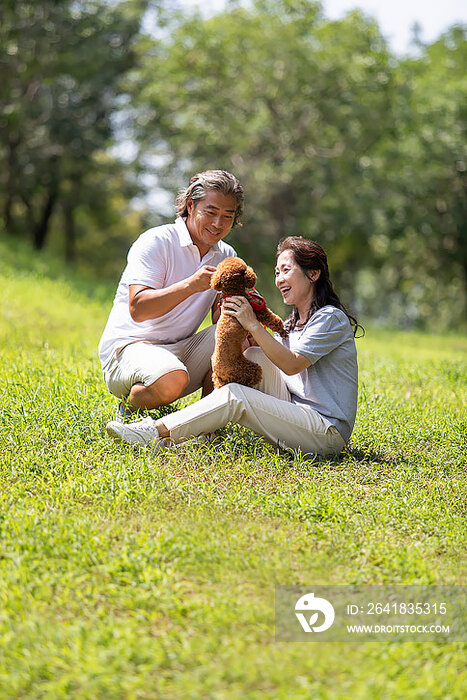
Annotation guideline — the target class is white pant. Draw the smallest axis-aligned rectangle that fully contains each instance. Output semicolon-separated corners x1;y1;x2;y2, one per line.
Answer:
162;347;346;457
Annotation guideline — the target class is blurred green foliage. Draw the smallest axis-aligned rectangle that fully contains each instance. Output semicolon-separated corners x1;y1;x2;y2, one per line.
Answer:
1;0;466;329
0;0;148;274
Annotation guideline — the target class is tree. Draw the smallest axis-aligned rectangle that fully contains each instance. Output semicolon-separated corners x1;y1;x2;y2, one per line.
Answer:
135;1;397;310
0;0;148;259
356;26;467;328
134;1;466;328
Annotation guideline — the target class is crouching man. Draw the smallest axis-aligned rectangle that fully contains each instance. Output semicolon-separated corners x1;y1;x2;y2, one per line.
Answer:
98;170;243;421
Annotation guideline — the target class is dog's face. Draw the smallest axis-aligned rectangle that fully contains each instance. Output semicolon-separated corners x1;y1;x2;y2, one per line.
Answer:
211;257;257;295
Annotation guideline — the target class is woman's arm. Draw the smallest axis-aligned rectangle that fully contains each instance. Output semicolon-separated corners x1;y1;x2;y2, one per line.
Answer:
222;296;310;376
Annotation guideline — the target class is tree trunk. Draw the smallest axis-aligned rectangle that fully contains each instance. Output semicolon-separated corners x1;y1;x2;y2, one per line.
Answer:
20;194;36;233
3;193;14;233
64;198;75;263
33;186;59;250
3;138;20;232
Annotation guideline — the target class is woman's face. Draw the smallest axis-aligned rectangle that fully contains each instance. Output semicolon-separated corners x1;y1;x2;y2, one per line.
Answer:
275;250;318;308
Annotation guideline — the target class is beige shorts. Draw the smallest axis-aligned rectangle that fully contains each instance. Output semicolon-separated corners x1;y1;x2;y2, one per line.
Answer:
103;325;216;399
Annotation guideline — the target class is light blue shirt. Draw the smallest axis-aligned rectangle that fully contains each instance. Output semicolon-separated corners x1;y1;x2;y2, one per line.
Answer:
277;306;358;442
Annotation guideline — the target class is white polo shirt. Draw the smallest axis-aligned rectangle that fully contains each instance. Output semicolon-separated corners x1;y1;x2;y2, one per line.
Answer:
98;217;236;369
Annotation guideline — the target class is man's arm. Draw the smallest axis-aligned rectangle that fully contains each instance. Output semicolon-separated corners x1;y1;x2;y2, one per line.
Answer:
211;293;222;324
129;265;217;322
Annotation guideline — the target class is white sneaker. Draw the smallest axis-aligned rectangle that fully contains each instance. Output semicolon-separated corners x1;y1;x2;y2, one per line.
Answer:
106;416;168;451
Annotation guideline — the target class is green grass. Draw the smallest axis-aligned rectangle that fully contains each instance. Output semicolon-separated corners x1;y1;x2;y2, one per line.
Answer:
1;237;466;698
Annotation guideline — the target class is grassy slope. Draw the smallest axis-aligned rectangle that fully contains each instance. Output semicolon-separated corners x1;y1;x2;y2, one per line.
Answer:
0;239;466;698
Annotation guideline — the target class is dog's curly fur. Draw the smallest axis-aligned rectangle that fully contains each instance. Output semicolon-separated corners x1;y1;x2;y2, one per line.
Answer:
210;257;287;389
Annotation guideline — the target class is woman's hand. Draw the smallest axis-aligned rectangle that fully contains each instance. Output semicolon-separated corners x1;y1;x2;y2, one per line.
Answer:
224;295;310;376
222;295;260;333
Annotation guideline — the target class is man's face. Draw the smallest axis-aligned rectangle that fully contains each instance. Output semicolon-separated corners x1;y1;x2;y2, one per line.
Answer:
186;190;237;255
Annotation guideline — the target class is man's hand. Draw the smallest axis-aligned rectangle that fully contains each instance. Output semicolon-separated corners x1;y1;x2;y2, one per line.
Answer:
188;265;218;293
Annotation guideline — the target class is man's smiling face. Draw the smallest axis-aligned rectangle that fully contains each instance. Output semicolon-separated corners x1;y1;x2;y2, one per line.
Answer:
186;190;237;256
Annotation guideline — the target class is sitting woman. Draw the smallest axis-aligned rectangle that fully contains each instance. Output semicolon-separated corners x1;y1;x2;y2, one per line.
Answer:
106;236;362;456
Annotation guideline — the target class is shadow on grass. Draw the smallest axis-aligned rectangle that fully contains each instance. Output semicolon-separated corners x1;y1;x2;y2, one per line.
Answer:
119;401;410;471
343;446;410;468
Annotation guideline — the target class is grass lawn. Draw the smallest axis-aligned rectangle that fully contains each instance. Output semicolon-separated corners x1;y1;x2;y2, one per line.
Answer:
1;239;466;698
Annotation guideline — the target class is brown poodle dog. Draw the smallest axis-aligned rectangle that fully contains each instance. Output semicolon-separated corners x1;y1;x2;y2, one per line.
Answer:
210;257;287;389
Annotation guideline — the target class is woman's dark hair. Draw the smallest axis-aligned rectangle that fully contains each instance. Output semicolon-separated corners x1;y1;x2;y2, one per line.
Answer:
276;236;364;337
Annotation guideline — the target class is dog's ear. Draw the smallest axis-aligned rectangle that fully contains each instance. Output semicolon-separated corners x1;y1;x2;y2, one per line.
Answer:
210;268;223;291
244;266;257;289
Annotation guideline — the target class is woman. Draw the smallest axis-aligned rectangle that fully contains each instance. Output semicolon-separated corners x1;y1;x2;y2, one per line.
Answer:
106;236;361;456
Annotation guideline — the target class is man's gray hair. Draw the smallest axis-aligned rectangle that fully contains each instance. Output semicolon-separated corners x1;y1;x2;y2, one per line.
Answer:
175;170;244;227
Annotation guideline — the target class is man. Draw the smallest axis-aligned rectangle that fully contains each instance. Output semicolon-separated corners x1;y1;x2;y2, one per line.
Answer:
98;169;243;421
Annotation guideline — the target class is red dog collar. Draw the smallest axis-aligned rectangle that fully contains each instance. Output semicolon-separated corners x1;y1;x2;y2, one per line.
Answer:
247;288;267;312
219;288;266;312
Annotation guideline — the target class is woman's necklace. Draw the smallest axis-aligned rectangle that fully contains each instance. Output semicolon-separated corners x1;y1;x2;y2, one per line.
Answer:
293;320;308;337
294;319;309;337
